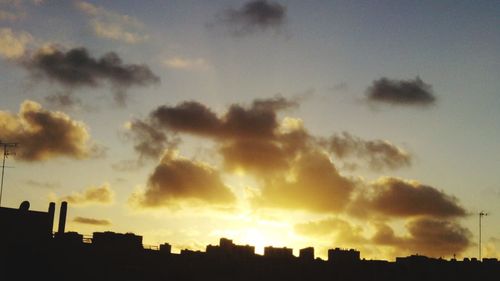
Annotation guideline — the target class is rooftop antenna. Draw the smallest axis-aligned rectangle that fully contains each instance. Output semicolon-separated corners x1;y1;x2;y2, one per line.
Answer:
0;141;18;207
479;211;488;261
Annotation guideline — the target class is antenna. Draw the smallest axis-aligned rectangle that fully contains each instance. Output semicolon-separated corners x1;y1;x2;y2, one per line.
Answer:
0;141;18;207
479;211;488;261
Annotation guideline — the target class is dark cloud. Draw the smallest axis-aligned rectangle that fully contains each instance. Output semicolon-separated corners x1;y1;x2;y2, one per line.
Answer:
21;46;159;105
73;216;111;226
372;218;472;257
150;95;297;140
125;119;178;160
129;95;298;168
151;101;221;137
129;151;236;208
62;183;114;206
220;139;289;175
366;77;435;106
350;177;466;219
216;0;287;36
0;100;99;161
326;132;411;171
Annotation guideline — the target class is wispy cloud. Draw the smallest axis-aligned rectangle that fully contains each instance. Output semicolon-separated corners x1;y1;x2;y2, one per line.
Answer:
62;183;114;206
73;216;111;226
76;1;148;43
325;131;411;171
25;179;60;189
163;56;210;71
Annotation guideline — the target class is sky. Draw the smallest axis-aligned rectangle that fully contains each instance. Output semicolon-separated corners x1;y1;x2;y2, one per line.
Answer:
0;0;499;261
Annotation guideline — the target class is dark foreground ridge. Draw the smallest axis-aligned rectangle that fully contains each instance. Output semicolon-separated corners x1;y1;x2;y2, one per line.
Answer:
1;201;499;281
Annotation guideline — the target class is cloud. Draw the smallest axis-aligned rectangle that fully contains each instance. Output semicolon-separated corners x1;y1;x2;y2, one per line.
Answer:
163;57;210;71
128;97;467;221
148;98;355;214
150;95;297;140
151;101;221;137
73;216;111;226
133;96;301;173
129;151;236;208
215;0;287;36
62;183;114;206
0;27;32;59
219;139;289;175
124;119;179;160
350;177;466;219
326;132;411;171
76;1;148;43
255;150;355;213
0;100;100;161
372;218;472;257
366;77;436;106
22;45;159;89
21;45;159;105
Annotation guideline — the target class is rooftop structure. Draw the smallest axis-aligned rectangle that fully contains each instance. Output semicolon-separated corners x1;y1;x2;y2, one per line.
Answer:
328;248;360;263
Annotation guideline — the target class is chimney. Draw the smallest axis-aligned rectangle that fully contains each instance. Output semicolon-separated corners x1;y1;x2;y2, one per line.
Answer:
48;202;55;236
58;201;67;234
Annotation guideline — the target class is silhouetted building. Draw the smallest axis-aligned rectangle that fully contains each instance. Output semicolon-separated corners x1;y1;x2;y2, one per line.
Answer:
54;231;83;247
0;201;56;250
299;247;314;260
396;254;438;264
160;243;172;254
264;246;293;259
92;231;142;252
206;238;255;258
328;248;360;263
483;258;499;264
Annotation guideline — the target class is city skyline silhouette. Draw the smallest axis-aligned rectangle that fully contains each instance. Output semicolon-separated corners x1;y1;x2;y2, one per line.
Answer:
1;200;499;280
